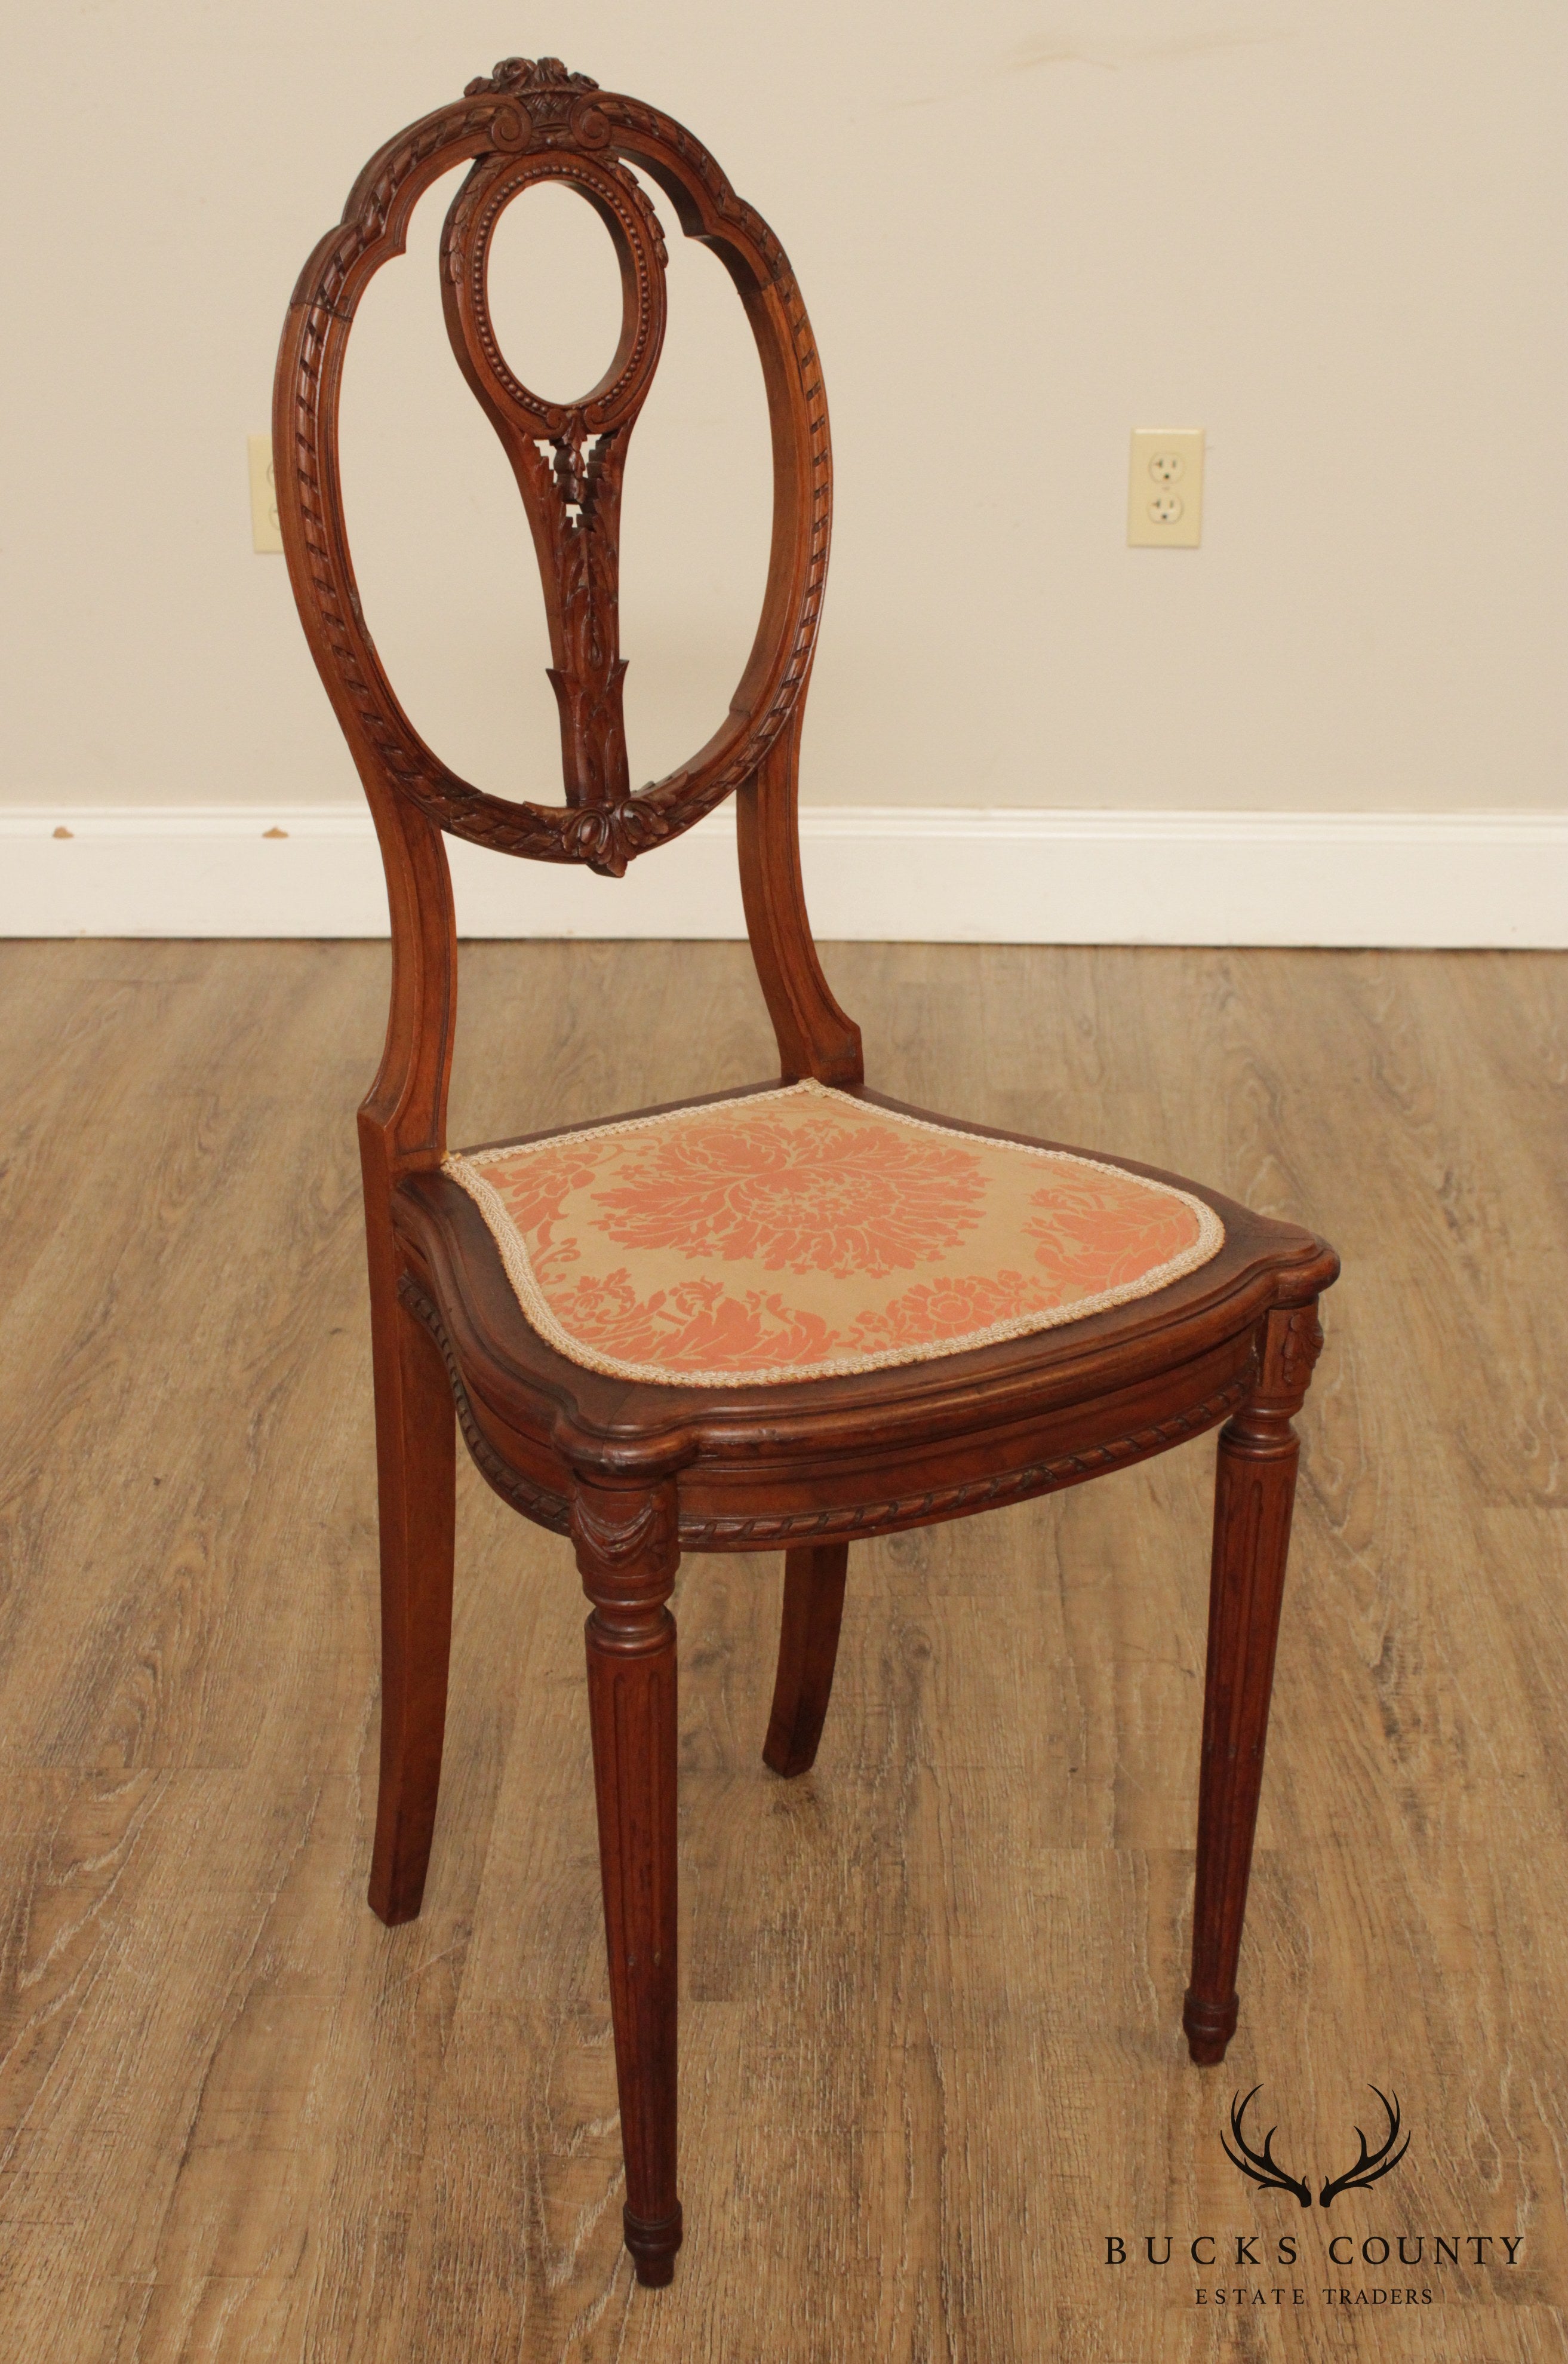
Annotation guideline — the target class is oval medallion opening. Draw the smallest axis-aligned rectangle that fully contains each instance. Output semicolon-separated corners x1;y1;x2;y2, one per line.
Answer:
482;179;629;411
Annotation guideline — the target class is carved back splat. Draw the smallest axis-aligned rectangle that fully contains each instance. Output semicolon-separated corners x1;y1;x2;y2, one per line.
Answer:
273;56;860;1174
441;139;668;815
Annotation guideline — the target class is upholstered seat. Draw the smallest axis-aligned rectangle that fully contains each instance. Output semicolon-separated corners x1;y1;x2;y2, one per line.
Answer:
448;1081;1223;1386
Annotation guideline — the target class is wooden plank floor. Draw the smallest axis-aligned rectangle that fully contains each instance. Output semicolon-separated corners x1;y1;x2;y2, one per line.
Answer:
1;938;1564;2362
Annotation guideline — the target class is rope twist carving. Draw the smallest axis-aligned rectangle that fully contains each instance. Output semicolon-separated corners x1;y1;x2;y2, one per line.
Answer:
281;62;831;876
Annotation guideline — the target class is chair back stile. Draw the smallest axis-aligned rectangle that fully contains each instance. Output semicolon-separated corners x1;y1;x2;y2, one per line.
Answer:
271;53;862;1214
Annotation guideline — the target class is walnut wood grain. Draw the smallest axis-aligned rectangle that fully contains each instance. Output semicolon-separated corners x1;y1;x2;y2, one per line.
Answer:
763;1542;850;1777
365;1258;457;1926
1183;1301;1323;2062
269;59;1341;2289
736;719;863;1086
573;1480;683;2286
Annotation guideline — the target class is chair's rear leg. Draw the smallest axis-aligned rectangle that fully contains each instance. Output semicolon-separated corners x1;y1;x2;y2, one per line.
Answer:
367;1267;457;1927
1185;1303;1324;2064
764;1542;850;1777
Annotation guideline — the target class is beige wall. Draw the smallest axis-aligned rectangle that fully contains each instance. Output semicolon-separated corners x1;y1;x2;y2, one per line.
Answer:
3;2;1563;813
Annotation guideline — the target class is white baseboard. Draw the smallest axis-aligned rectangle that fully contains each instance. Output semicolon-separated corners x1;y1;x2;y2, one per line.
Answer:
4;804;1565;947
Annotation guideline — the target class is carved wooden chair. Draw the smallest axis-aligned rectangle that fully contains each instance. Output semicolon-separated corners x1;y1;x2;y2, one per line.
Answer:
274;57;1339;2288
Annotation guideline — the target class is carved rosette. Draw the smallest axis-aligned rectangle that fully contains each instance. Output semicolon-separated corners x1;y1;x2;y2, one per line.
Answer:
276;57;832;877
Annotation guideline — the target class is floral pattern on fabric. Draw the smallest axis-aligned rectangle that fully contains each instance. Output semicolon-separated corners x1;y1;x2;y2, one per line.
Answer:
1025;1177;1203;1291
542;1270;835;1372
842;1270;1039;1354
447;1082;1224;1387
588;1109;986;1279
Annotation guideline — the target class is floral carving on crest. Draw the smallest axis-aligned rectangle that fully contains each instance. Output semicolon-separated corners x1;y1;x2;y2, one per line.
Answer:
465;56;599;98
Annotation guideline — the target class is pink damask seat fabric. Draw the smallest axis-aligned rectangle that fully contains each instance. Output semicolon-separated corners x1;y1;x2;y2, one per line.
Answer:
445;1082;1223;1387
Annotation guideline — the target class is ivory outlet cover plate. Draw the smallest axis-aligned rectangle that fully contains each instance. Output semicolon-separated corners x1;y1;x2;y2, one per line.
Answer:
1128;427;1204;547
248;433;283;554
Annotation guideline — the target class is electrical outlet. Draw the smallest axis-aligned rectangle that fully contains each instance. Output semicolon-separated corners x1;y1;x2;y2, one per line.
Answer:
1127;427;1204;547
248;432;283;554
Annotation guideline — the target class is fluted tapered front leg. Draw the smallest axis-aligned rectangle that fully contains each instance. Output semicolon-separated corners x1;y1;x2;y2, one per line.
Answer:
573;1477;682;2286
1185;1303;1324;2066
